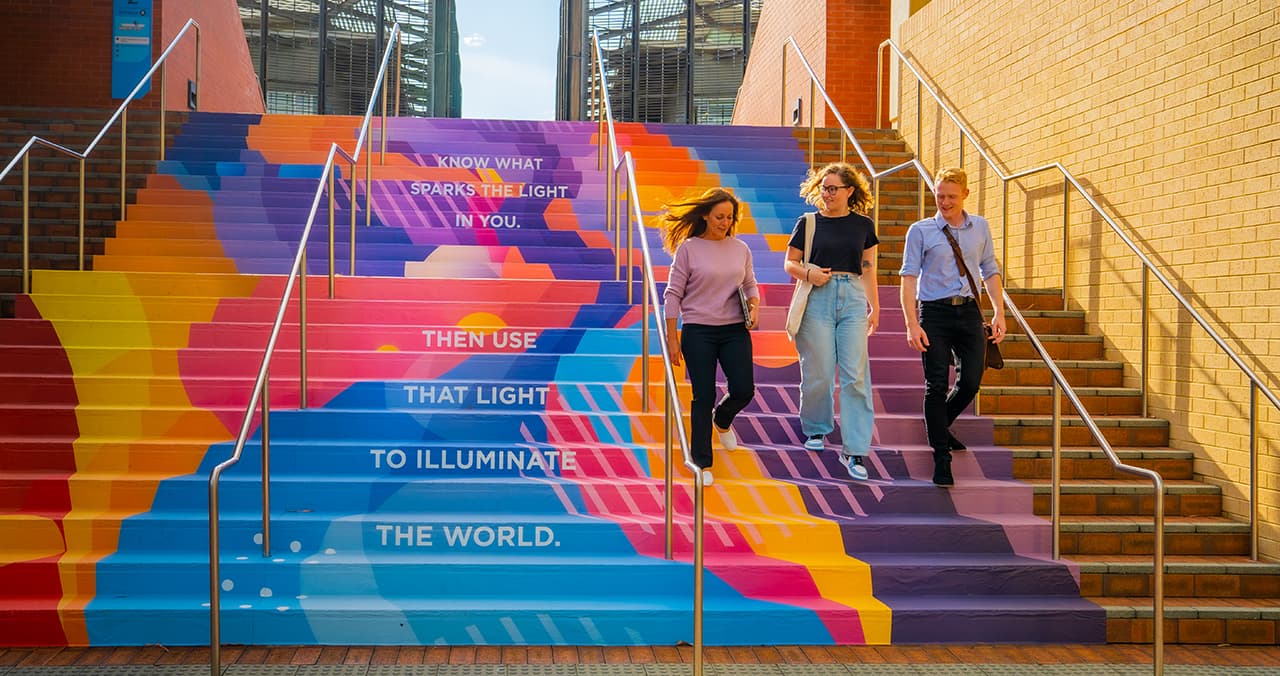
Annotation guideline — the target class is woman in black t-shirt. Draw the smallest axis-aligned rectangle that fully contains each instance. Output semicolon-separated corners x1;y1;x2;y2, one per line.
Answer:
782;163;881;480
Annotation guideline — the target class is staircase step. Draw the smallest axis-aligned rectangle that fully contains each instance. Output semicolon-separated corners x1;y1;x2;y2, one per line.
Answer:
1029;480;1222;516
1103;597;1279;644
1012;447;1195;480
1058;516;1251;556
1073;555;1280;599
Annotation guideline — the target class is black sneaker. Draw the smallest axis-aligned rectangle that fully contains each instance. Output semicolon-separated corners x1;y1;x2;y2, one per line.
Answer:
932;451;954;487
947;432;967;451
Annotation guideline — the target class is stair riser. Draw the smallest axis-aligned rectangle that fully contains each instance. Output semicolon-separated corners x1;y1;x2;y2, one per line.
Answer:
1033;494;1222;517
1060;532;1250;556
1084;571;1280;598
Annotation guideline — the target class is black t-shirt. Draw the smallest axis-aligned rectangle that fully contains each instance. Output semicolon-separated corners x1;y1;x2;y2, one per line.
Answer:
786;212;880;273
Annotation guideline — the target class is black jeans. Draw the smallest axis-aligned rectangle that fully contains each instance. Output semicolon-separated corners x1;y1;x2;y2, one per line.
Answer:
680;322;755;469
918;301;987;454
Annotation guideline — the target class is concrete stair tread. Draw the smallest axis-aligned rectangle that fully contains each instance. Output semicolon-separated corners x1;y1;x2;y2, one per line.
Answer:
1100;597;1280;618
1028;480;1219;494
1067;554;1280;573
1058;515;1249;532
991;415;1165;426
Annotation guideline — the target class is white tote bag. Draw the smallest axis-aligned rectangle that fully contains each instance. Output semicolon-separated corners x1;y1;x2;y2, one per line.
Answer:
784;213;817;340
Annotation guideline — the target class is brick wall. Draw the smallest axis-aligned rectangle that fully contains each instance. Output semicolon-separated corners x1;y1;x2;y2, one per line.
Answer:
734;0;890;130
0;1;159;109
898;0;1280;558
0;0;261;113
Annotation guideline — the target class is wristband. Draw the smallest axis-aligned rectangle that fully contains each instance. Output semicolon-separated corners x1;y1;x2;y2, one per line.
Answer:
805;269;810;282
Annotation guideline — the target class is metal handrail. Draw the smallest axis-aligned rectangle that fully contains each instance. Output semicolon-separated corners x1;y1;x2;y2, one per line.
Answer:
0;18;201;293
783;37;1169;673
879;37;1278;563
207;23;403;676
591;30;707;676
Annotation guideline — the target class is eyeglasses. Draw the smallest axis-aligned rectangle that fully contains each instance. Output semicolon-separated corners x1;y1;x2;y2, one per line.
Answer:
820;185;849;194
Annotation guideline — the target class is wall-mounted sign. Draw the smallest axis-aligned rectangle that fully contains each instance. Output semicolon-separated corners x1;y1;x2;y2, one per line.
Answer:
111;0;153;100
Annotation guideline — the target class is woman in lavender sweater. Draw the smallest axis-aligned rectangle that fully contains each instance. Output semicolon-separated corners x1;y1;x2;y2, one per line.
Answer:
661;188;759;487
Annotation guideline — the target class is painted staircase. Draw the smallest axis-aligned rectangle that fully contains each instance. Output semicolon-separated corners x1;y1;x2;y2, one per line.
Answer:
0;113;1112;647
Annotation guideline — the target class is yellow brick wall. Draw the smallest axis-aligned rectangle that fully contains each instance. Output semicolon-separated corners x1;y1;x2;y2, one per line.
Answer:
897;0;1280;558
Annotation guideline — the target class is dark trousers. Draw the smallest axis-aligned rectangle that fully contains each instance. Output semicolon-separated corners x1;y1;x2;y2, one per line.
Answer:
918;301;987;454
680;323;755;469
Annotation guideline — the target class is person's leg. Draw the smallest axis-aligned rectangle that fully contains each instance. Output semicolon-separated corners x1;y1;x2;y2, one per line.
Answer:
713;325;755;432
795;283;837;441
945;303;988;426
918;304;957;485
834;278;874;458
679;324;717;469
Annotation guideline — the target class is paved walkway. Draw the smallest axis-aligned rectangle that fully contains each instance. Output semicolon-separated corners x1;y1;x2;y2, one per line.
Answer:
5;645;1280;675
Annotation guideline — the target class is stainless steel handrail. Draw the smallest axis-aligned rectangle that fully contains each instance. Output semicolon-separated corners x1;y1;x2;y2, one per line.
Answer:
0;18;201;293
591;30;707;676
207;23;403;676
879;37;1278;563
784;37;1169;673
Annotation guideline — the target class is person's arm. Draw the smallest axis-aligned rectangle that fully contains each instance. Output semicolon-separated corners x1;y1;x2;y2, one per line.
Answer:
861;244;880;336
665;316;682;366
742;248;760;330
662;245;689;365
982;273;1006;343
900;275;927;352
784;247;831;286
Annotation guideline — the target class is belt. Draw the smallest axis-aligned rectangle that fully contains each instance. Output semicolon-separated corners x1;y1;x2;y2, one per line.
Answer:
922;295;974;306
828;271;860;277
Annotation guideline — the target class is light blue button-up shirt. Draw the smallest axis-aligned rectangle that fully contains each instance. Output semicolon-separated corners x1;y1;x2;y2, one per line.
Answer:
899;212;1001;301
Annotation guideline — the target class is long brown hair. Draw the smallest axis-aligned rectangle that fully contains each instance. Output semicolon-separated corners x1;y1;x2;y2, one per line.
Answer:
657;187;741;254
799;162;874;214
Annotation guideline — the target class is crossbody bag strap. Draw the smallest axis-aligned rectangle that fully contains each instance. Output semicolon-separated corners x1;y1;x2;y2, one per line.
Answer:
802;212;816;266
939;225;982;300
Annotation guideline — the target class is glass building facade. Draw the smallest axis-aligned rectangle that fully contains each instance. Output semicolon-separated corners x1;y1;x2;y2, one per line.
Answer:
558;0;762;124
237;0;461;117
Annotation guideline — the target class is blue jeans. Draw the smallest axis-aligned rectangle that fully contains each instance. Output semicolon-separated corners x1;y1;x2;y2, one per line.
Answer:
918;300;987;454
680;323;755;469
795;274;873;457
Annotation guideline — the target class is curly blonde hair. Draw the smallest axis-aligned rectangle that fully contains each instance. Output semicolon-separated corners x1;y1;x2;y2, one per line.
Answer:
657;187;741;254
799;162;874;214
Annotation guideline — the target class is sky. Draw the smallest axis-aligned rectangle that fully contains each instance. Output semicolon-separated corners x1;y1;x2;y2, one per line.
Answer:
454;1;561;121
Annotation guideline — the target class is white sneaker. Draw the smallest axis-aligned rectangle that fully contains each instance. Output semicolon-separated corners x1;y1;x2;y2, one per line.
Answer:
803;435;825;451
715;426;738;450
844;454;870;481
700;469;714;486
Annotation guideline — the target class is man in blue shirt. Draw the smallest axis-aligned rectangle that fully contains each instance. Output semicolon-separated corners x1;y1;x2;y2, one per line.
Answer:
898;168;1007;486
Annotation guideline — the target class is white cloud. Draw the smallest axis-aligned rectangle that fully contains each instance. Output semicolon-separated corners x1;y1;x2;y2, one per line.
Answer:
462;33;487;49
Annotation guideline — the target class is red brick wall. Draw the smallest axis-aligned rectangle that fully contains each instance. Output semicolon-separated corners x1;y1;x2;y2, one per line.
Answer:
0;1;158;109
734;0;891;129
0;0;261;113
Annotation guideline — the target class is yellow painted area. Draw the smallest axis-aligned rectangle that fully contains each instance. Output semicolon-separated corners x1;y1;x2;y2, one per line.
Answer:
29;270;262;643
458;312;508;334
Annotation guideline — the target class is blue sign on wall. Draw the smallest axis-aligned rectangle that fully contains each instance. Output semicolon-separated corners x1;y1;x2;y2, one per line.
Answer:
111;0;154;100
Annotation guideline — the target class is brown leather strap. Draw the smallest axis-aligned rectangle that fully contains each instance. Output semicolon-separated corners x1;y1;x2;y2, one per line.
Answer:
939;225;982;301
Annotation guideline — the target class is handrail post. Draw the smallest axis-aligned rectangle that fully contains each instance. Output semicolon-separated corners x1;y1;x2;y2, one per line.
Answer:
1153;482;1165;676
299;247;308;409
261;373;271;557
641;251;650;413
394;38;402;117
1051;382;1062;560
78;158;86;270
779;43;787;126
1061;177;1069;306
876;44;883;129
807;80;815;168
871;177;880;234
1141;266;1150;417
328;168;336;299
160;61;167;162
663;390;673;560
209;472;223;676
380;69;388;165
693;477;705;676
349;162;357;276
1001;179;1009;283
365;148;373;227
120;109;128;221
625;171;634;303
1249;384;1258;561
21;155;30;294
